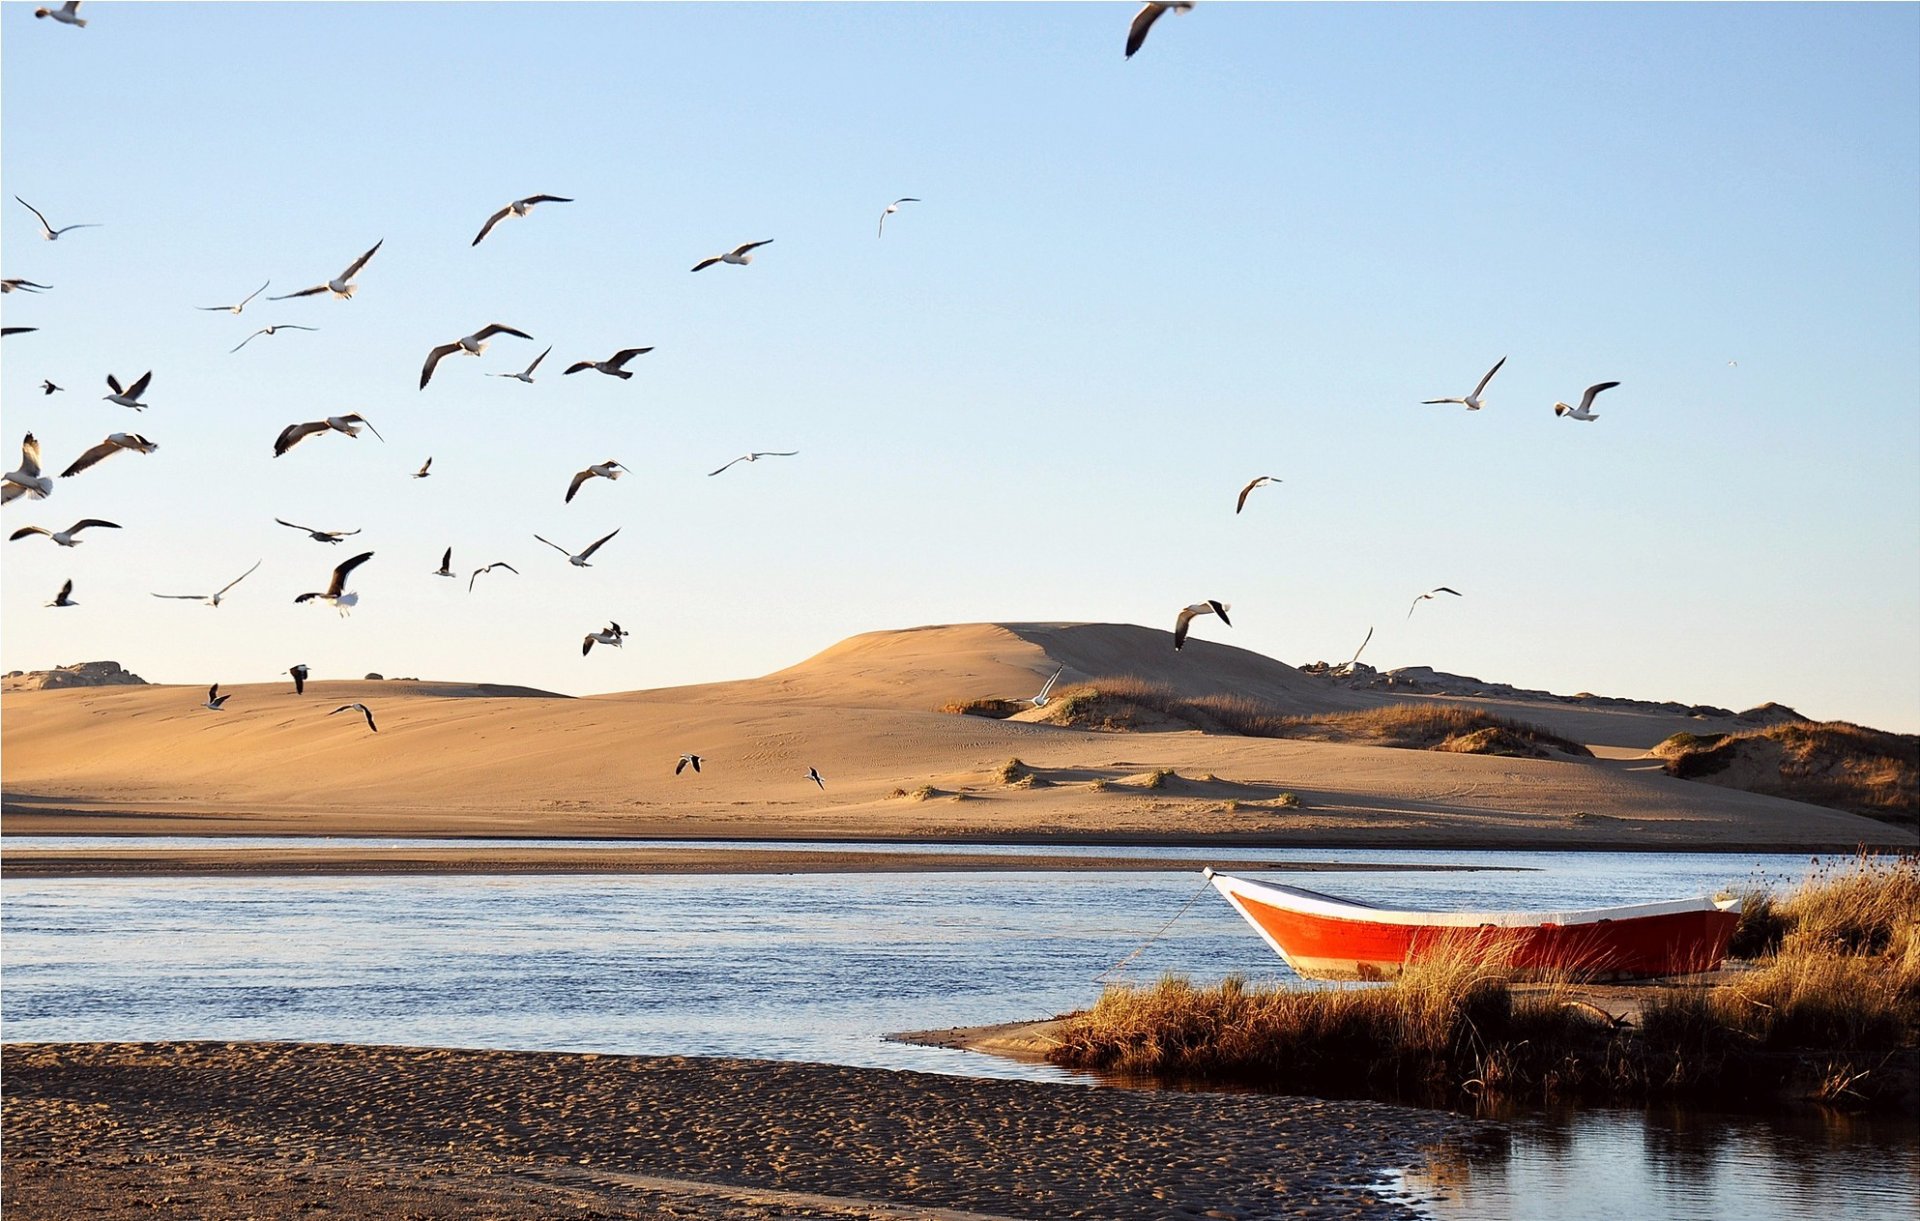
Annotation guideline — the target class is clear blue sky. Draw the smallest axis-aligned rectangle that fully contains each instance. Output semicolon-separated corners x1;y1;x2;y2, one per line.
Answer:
4;3;1917;731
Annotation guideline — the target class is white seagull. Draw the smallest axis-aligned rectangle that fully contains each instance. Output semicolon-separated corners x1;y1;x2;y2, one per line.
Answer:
562;347;653;379
1235;475;1280;514
1172;599;1231;650
202;684;232;712
432;547;456;578
330;703;378;733
467;561;518;592
420;323;534;389
198;280;270;314
275;518;361;544
151;559;263;607
582;621;627;655
1554;381;1620;422
3;434;54;503
61;432;159;478
691;240;773;272
676;753;703;775
1126;2;1194;58
294;550;374;615
231;323;317;353
566;461;626;504
289;664;310;695
46;579;77;608
878;198;920;238
10;519;120;547
16;196;99;240
103;371;152;411
274;414;383;457
1407;587;1462;619
708;450;798;476
3;279;53;293
534;528;620;567
490;344;552;383
471;194;573;246
412;457;433;479
33;2;85;27
806;766;825;790
1422;356;1507;412
1029;666;1065;708
270;240;383;300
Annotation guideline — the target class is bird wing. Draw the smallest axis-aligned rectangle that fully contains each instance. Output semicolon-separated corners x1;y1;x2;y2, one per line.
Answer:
124;372;152;400
471;206;512;246
106;372;125;395
419;342;461;389
69;519;120;533
579;528;620;559
582;636;596;656
733;240;774;255
342;414;384;442
275;517;319;534
9;526;50;540
340;239;383;280
231;329;269;353
608;347;653;367
274;421;329;456
524;194;572;206
708;456;747;477
15;196;53;235
1434;586;1462;597
1349;626;1374;665
526;345;552;374
209;684;219;701
1235;478;1260;514
492;562;518;574
20;433;42;476
753;451;799;459
416;457;432;475
1472;356;1508;397
56;579;72;601
240;279;269;306
268;285;328;300
1125;3;1166;57
327;550;375;596
361;706;378;732
1172;605;1198;649
1038;667;1062;699
477;324;532;341
1579;381;1620;411
675;757;688;775
439;546;452;571
562;360;593;374
1208;600;1232;626
1421;398;1466;406
691;256;722;272
59;440;120;478
0;484;22;505
152;593;209;600
565;469;594;503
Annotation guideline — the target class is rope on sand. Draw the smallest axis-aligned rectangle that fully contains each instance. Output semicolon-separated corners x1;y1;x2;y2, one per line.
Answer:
1095;873;1216;984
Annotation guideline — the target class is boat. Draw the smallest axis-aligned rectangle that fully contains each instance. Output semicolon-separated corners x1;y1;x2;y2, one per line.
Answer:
1203;868;1742;982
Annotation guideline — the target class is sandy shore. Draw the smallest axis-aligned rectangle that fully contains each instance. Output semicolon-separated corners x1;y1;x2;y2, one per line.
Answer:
2;1042;1485;1220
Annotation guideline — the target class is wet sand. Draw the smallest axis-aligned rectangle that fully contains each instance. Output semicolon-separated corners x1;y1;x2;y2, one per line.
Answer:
2;1042;1485;1220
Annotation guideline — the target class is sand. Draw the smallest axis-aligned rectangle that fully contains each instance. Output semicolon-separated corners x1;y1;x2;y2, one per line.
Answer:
1;1042;1486;1220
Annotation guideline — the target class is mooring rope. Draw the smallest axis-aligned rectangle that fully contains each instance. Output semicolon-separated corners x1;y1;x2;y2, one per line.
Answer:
1095;873;1216;983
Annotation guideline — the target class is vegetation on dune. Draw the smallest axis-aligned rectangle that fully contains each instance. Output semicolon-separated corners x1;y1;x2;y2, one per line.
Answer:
1656;721;1918;828
940;697;1025;719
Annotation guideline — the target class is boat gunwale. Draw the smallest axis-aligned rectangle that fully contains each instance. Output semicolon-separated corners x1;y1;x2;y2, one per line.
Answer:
1204;870;1741;930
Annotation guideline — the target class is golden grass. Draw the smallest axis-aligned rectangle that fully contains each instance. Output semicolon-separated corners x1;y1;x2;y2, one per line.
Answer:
1659;721;1918;827
940;697;1024;719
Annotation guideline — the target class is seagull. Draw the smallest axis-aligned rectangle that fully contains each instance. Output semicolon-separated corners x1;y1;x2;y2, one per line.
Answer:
412;457;432;478
1029;666;1065;708
202;684;232;712
151;559;262;607
270;240;383;300
878;198;920;238
46;579;76;608
582;621;627;655
535;529;620;567
3;279;53;293
10;519;120;547
420;323;533;388
3;434;54;503
1422;356;1507;412
16;196;99;240
467;561;518;592
198;280;270;314
1235;475;1280;514
676;753;703;775
490;344;552;383
566;461;626;503
806;766;825;790
103;371;152;411
274;414;383;456
691;240;773;272
294;550;374;615
1554;381;1620;422
562;347;653;379
1172;599;1231;650
1126;1;1194;58
330;703;378;733
275;518;361;544
471;194;573;246
289;664;309;695
1407;587;1462;619
432;546;456;578
708;451;798;476
40;380;62;395
61;432;159;478
231;324;318;353
33;2;85;27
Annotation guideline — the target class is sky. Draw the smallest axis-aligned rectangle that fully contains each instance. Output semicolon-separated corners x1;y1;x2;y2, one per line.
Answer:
3;3;1917;731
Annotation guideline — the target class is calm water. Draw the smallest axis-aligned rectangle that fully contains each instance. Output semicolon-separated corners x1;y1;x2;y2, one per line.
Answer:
2;844;1912;1218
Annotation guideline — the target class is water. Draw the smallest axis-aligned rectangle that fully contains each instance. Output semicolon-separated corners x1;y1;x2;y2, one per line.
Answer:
3;844;1910;1218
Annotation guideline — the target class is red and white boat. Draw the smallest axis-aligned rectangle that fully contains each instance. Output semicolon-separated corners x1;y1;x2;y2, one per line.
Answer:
1204;868;1742;981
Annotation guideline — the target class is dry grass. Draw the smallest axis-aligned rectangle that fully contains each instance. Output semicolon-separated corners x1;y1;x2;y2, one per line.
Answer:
940;697;1024;719
1659;721;1918;827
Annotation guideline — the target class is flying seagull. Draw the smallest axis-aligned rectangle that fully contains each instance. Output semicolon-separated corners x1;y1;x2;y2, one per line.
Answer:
582;621;627;655
289;664;309;695
490;344;552;383
566;461;626;503
330;703;378;733
676;753;703;775
1423;356;1507;412
471;194;573;246
467;561;518;592
420;323;533;388
274;414;383;457
3;279;53;293
46;579;76;608
33;2;85;27
231;323;317;353
151;558;263;607
691;240;773;272
1172;599;1231;650
562;347;653;379
432;546;456;578
1126;1;1194;58
1235;475;1280;514
103;371;152;411
198;280;270;314
15;196;99;240
535;528;620;567
1029;665;1065;708
806;766;825;790
708;450;798;476
878;198;920;238
1407;587;1462;619
61;432;158;478
412;457;432;479
202;684;232;712
270;240;383;300
1554;381;1620;422
294;550;374;615
275;518;361;544
3;434;54;503
41;380;62;395
10;519;120;547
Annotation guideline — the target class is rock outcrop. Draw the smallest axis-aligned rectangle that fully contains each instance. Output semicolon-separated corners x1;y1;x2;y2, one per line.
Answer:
3;661;148;691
